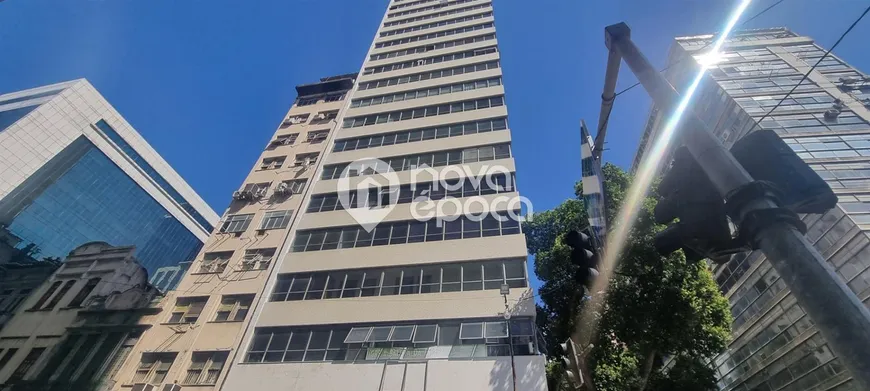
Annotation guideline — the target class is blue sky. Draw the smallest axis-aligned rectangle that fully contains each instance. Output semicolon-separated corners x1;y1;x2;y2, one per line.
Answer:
2;0;869;286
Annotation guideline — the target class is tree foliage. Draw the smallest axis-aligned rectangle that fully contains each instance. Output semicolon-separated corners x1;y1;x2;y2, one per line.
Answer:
525;163;731;391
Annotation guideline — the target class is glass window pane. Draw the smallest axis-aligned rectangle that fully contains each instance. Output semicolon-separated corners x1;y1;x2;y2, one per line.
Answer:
390;326;415;341
414;325;438;343
345;327;371;343
368;326;393;342
460;323;484;339
485;321;508;338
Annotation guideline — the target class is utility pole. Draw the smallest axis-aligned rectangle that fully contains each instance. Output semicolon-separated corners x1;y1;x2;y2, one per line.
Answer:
598;22;870;389
501;284;517;391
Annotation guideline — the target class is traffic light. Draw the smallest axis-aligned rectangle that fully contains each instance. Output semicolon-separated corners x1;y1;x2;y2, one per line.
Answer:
559;338;584;389
653;147;745;262
654;130;837;262
565;230;599;287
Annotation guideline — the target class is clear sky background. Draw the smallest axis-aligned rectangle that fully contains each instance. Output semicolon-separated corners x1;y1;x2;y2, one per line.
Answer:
2;0;869;289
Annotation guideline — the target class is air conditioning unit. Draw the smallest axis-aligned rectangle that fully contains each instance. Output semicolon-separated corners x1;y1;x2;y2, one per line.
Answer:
416;59;426;66
274;182;291;195
824;109;841;120
132;384;155;391
232;190;254;201
252;188;268;199
316;113;328;120
240;259;256;271
162;384;182;391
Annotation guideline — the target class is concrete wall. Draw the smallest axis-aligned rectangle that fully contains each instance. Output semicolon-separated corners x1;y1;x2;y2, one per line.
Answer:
221;356;547;391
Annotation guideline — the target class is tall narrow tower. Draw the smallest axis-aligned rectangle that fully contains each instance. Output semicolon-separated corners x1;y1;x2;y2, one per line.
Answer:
224;0;545;389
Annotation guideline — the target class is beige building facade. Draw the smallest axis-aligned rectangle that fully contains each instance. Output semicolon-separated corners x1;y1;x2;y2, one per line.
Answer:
221;0;546;390
106;75;355;391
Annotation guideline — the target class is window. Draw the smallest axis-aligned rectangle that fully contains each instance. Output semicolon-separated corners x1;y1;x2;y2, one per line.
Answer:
323;144;512;180
306;130;329;144
43;280;76;310
271;259;527;301
343;96;504;128
379;11;493;38
351;77;501;108
184;351;229;385
260;210;292;230
168;297;207;324
293;153;319;167
259;156;285;170
374;22;494;49
8;347;45;381
363;46;498;75
220;214;254;233
239;182;271;199
198;251;232;273
311;111;338;124
66;277;101;307
269;133;298;148
132;352;177;385
245;317;536;363
280;179;307;195
31;281;62;310
382;2;491;28
0;348;19;372
242;248;275;270
386;0;478;19
214;295;253;322
281;114;309;127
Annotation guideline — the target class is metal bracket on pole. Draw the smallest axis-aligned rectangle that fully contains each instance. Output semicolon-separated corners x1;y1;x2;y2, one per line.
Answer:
601;22;870;390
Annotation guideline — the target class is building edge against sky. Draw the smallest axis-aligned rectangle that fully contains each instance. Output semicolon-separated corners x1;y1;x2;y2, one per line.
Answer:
634;28;870;391
0;79;219;291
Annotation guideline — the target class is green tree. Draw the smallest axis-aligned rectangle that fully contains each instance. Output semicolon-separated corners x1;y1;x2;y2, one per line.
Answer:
524;163;731;391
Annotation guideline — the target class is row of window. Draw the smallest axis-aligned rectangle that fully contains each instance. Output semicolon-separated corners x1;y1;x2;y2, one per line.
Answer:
386;0;476;18
295;93;345;107
735;91;837;115
219;210;293;234
259;153;319;170
759;112;868;134
133;350;228;386
370;33;495;61
236;179;306;201
29;277;100;311
334;117;507;153
720;75;819;96
379;10;492;37
388;0;435;11
322;143;511;180
375;22;493;49
271;259;526;302
351;77;501;108
167;294;253;324
711;60;795;79
291;212;521;252
785;133;870;153
307;173;515;213
363;46;497;75
197;248;276;274
0;288;31;315
269;129;328;149
342;95;504;128
731;334;839;391
245;317;536;363
383;2;490;28
360;60;499;91
280;110;338;128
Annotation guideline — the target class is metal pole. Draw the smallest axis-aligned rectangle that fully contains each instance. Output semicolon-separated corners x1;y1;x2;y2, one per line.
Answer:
503;292;517;391
604;22;870;390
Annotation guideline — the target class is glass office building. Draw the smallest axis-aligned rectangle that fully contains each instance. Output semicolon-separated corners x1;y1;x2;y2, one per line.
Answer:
0;80;219;291
634;28;870;391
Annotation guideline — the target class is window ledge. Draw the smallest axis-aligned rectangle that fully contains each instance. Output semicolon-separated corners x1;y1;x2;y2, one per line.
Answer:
188;272;224;276
207;320;243;324
179;383;217;387
160;322;197;326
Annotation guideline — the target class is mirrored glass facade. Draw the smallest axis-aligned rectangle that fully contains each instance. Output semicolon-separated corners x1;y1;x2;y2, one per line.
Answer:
635;29;870;391
6;140;203;283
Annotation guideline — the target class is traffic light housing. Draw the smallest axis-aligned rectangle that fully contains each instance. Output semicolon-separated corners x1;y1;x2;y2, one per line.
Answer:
565;230;599;287
559;338;584;389
654;130;836;262
654;147;742;262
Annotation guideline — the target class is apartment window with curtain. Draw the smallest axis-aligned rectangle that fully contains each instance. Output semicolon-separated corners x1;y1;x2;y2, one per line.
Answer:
183;351;229;385
214;295;253;322
67;277;101;307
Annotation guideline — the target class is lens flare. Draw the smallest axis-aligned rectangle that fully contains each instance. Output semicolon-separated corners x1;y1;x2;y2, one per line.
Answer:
575;0;754;346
